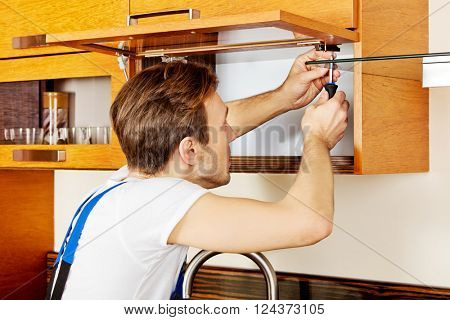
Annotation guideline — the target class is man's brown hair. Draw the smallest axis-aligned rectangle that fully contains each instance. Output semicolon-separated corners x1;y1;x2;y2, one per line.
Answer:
110;61;218;175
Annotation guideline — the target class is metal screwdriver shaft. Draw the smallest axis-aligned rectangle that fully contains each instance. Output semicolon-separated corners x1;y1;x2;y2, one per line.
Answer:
324;58;338;98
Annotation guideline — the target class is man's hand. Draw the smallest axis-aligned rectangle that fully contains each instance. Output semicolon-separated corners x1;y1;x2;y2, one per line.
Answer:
301;91;349;150
226;49;342;139
280;49;341;110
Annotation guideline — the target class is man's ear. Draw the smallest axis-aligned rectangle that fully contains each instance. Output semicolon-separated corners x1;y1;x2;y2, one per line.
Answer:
178;137;198;166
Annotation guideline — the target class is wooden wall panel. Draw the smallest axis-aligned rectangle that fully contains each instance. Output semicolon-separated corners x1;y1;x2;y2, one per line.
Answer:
46;254;450;300
189;266;450;300
0;170;53;299
130;0;357;29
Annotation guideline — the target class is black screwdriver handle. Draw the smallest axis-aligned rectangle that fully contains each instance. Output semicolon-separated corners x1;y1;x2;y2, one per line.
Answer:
324;83;338;98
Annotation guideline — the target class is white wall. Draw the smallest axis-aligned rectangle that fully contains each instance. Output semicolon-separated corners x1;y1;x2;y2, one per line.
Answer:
54;0;450;288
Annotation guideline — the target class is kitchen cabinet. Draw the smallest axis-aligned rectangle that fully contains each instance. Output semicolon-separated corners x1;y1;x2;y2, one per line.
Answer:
0;1;129;169
3;1;358;171
0;52;126;169
2;0;429;174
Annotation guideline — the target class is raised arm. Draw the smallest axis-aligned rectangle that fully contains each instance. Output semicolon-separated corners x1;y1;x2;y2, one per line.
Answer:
168;91;349;253
226;49;340;138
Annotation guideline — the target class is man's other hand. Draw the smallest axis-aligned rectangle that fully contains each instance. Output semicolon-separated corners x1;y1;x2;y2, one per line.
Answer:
280;49;341;110
301;90;349;150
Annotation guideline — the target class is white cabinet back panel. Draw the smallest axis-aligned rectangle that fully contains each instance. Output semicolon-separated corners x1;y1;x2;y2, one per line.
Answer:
54;76;111;127
216;29;354;156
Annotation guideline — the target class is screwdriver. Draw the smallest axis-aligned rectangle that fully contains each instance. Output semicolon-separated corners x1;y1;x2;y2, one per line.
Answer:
324;57;338;98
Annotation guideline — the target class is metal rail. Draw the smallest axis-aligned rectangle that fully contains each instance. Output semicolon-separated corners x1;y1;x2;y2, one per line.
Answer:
305;51;450;65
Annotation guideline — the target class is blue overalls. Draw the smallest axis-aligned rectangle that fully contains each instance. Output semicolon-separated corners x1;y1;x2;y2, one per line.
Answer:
46;181;186;300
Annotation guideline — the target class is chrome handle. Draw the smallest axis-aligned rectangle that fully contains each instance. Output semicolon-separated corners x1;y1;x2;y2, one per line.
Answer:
12;150;66;162
127;8;200;26
182;250;278;300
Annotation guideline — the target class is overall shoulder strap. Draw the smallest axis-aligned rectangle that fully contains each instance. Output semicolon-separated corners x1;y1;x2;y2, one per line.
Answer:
47;181;127;300
54;189;99;266
170;258;187;300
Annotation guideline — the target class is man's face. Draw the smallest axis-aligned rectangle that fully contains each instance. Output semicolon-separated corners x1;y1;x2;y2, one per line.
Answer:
194;92;235;188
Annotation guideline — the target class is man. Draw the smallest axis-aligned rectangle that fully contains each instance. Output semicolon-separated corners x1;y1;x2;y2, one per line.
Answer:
59;50;348;299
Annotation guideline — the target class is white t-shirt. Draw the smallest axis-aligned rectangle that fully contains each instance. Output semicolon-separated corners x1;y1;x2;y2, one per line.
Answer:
61;166;208;299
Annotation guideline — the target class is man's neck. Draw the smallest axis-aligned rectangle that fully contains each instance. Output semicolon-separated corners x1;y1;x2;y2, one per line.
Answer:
127;170;164;180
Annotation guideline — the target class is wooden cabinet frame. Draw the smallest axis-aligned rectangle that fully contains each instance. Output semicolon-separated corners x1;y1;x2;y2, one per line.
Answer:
3;1;429;174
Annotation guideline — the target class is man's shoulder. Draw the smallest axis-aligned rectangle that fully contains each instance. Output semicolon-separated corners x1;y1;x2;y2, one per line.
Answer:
108;166;206;191
131;177;207;195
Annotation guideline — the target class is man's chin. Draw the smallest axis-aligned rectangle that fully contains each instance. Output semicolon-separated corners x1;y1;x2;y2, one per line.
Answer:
202;172;231;189
221;172;231;186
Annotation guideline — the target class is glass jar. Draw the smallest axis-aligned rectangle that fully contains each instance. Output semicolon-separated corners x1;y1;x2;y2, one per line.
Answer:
41;92;69;144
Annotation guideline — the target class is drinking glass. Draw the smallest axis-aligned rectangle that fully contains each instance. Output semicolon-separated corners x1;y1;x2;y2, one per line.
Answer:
8;128;26;144
90;127;110;144
69;127;92;144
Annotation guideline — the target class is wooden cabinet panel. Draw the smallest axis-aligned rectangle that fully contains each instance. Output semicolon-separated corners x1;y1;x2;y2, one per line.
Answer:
0;144;125;169
130;0;357;29
354;0;428;81
0;52;126;97
0;170;53;299
33;10;357;52
353;74;429;174
352;0;429;174
0;0;128;58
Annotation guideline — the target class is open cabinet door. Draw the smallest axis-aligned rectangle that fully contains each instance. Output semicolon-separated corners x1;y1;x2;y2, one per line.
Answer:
12;10;358;58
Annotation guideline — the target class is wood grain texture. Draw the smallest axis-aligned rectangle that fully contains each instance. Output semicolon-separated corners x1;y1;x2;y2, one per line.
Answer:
0;144;125;169
190;267;450;300
354;0;428;80
0;52;122;83
353;0;429;174
42;10;358;47
230;156;354;174
0;0;128;59
0;171;53;299
130;0;357;29
46;253;450;300
354;74;429;174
